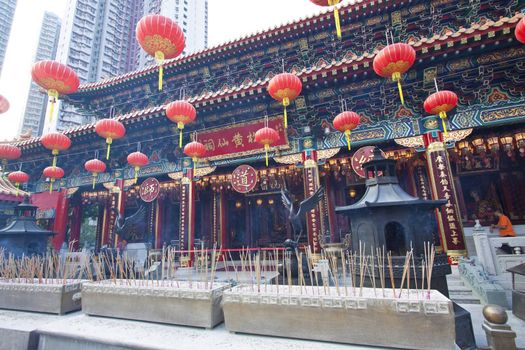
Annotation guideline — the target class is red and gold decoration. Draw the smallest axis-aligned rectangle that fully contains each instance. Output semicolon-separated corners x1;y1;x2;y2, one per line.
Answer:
309;0;342;38
515;16;525;44
255;126;280;167
165;100;197;148
0;144;21;169
351;146;384;178
373;43;416;105
43;166;64;193
0;94;9;114
139;177;160;203
231;165;258;193
84;159;106;189
183;140;206;170
40;132;71;168
136;15;185;91
333;111;360;150
127;151;149;183
31;60;79;122
7;171;29;196
95;119;126;160
424;90;458;137
267;73;302;128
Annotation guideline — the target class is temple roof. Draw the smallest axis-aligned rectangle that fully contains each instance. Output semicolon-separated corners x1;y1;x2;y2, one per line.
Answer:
0;201;53;236
14;13;522;151
0;176;29;201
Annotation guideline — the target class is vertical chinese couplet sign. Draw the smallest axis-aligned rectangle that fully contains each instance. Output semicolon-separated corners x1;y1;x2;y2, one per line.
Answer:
303;150;323;254
426;142;467;261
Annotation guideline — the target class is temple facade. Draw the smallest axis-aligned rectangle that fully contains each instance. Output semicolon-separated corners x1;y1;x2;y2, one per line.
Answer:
9;0;525;261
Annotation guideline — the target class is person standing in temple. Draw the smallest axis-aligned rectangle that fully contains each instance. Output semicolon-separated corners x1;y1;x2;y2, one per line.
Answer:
491;210;516;237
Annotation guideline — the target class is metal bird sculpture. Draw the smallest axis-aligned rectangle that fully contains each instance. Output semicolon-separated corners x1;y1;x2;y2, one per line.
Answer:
112;206;147;241
281;186;325;245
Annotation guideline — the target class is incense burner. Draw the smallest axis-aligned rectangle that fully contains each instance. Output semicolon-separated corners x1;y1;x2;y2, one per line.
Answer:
223;285;455;350
82;280;230;328
0;279;82;315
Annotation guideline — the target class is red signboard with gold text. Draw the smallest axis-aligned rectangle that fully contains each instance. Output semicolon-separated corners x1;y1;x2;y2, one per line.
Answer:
231;165;258;193
199;117;288;160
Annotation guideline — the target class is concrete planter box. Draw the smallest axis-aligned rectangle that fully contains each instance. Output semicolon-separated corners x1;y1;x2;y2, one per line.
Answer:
0;279;82;315
82;280;229;328
223;285;455;350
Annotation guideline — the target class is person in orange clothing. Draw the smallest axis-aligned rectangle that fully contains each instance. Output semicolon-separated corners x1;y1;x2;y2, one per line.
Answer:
491;210;516;237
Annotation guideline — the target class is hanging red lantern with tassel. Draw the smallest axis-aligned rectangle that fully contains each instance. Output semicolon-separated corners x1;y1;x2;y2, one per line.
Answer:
7;171;29;196
31;60;79;122
0;144;21;170
127;152;149;183
165;100;197;148
84;159;106;189
515;17;525;44
373;43;416;106
309;0;342;39
268;73;302;128
424;90;458;137
0;94;10;114
95;119;126;160
136;15;185;91
183;141;206;171
40;132;71;167
333;111;360;150
43;166;64;193
255;127;280;167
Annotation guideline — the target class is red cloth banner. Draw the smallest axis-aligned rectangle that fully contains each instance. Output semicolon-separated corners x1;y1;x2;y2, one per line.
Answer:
199;117;288;160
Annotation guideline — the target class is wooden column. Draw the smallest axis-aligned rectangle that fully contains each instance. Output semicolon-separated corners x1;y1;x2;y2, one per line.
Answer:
302;146;323;254
180;158;195;265
112;179;126;248
423;119;467;263
154;199;163;249
51;189;69;251
324;175;337;243
220;190;228;248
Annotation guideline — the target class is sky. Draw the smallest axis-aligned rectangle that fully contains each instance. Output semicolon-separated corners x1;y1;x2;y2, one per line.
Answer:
0;0;339;140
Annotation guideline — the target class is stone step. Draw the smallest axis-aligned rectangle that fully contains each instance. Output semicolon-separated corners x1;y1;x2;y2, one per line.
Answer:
449;290;476;297
447;280;466;288
449;294;482;305
448;285;472;292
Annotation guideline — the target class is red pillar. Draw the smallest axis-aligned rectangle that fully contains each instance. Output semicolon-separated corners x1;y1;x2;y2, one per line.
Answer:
302;149;323;254
112;179;126;247
154;199;163;249
220;190;228;249
423;131;467;262
51;189;69;251
324;176;337;243
180;163;195;265
69;203;82;251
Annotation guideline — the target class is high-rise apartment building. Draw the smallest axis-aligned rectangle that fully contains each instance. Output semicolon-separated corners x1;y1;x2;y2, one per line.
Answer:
139;0;208;68
0;0;17;77
19;12;61;137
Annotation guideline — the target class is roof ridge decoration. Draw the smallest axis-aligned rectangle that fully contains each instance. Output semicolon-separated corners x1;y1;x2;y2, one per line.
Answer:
14;13;522;149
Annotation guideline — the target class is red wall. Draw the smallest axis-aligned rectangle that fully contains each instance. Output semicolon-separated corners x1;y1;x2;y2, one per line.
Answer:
31;189;69;250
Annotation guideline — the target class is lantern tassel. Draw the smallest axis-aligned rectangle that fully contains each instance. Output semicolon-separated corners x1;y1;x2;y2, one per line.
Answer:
392;72;405;105
155;51;165;91
15;183;19;197
264;144;270;167
192;157;197;172
52;150;58;168
134;166;139;183
47;89;58;122
178;122;184;148
106;138;113;160
92;174;97;189
344;130;352;151
439;111;449;137
333;7;342;39
283;97;290;128
49;179;54;193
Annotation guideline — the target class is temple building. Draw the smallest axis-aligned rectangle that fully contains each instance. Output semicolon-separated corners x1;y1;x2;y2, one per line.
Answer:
8;0;525;261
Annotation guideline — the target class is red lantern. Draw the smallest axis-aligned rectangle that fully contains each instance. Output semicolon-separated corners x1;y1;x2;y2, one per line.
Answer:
43;166;64;193
84;159;106;189
183;141;206;170
516;17;525;44
8;171;29;196
165;101;197;148
95;119;126;160
31;60;79;122
0;94;9;114
127;152;148;183
40;132;71;167
309;0;342;38
268;73;302;128
136;15;185;91
333;111;360;150
255;127;280;167
373;43;416;105
0;144;21;169
424;90;458;137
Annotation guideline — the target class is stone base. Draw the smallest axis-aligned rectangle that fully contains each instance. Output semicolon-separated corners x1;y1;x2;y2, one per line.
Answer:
82;280;229;328
0;279;82;315
512;290;525;321
223;285;456;350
